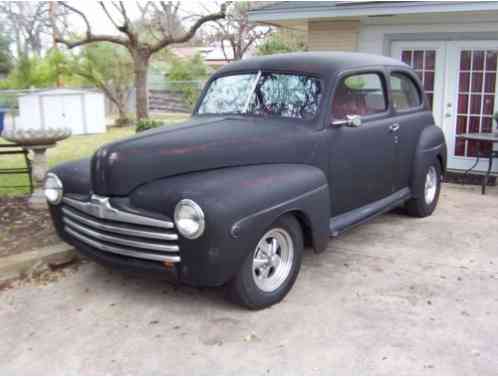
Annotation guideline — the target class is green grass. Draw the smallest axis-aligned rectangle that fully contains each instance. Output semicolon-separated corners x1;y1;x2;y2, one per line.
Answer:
0;113;189;196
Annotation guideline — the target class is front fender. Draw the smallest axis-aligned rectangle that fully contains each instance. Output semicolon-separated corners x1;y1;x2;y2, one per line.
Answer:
129;164;330;286
412;125;447;197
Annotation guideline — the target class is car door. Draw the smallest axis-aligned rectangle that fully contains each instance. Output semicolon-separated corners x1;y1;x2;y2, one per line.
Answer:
387;69;428;191
327;70;396;216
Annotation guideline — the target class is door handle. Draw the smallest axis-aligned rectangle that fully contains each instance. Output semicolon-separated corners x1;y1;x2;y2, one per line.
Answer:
389;123;400;132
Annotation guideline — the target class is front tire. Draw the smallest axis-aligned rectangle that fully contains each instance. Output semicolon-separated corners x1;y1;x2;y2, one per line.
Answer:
227;214;303;310
406;161;442;217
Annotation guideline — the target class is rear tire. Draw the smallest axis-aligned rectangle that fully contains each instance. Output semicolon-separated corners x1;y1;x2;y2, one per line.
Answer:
227;214;303;310
406;161;442;218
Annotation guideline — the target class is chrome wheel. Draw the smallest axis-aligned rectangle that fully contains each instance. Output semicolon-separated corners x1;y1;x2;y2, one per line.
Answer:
424;166;438;205
252;228;294;292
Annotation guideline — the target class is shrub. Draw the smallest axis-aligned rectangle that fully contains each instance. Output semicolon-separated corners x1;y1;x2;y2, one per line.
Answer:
136;118;164;133
167;53;208;107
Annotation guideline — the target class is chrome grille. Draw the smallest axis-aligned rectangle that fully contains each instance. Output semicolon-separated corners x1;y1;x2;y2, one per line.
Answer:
62;195;180;263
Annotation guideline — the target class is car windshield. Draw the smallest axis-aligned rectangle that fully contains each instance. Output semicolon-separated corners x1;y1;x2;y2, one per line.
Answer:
197;72;322;120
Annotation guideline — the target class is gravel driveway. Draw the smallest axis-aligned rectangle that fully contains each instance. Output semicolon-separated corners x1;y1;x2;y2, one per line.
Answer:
1;184;497;375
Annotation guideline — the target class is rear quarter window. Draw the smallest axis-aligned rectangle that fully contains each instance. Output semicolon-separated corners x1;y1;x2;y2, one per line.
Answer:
390;72;422;111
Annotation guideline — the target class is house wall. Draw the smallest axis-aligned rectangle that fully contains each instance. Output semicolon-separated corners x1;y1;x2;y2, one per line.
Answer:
308;20;360;52
357;12;498;56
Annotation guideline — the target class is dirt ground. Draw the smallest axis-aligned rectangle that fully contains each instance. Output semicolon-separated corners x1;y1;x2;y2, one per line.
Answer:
0;197;60;258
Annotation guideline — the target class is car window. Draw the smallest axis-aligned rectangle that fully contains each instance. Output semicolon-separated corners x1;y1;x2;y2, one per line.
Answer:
390;72;422;111
197;72;322;120
332;73;387;119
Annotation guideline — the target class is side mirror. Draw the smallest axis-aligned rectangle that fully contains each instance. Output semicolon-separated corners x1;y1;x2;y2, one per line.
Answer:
331;114;362;128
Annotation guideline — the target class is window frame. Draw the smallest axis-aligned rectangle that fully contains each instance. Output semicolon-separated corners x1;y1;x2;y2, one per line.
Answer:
388;69;426;114
193;69;325;122
330;68;390;125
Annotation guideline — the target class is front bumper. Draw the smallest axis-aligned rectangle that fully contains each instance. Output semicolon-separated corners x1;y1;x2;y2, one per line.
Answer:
66;233;181;283
50;194;188;283
49;194;245;287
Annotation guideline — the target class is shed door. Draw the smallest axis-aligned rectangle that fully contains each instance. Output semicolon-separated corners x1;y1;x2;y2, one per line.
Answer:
41;94;85;135
41;95;65;130
63;94;85;135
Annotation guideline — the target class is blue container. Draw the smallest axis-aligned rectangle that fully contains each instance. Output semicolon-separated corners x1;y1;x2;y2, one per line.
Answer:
0;109;6;135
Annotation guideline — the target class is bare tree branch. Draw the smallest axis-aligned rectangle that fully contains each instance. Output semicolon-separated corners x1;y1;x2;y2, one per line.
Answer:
50;1;227;120
209;2;271;60
99;2;121;32
150;3;226;53
52;2;128;49
60;1;92;37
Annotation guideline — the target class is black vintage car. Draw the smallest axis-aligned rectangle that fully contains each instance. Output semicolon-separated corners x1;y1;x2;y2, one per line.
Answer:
44;52;447;309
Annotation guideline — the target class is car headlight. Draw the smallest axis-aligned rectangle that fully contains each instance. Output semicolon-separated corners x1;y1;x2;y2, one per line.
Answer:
43;173;63;205
174;199;205;239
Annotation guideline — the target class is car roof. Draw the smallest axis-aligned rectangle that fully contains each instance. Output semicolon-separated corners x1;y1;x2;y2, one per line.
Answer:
216;52;408;77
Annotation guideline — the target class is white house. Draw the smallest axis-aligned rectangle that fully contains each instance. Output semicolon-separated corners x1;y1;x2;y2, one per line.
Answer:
249;1;498;173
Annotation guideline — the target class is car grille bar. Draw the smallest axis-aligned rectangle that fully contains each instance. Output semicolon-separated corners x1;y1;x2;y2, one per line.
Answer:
65;227;180;263
62;196;174;229
62;207;178;241
61;195;180;263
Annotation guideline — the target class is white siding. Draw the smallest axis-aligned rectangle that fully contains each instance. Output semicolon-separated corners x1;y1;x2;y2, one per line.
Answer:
357;13;498;56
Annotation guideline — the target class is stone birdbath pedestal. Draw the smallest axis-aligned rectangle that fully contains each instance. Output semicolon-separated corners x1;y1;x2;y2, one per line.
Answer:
2;126;71;208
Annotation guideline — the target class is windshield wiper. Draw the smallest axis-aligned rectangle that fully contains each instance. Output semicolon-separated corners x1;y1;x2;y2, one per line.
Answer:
242;70;261;114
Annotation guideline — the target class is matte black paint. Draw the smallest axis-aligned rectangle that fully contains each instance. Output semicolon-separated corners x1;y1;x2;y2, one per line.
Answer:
47;52;447;287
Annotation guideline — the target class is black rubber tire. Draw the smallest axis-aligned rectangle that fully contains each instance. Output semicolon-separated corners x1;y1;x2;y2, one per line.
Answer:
227;214;304;310
405;161;442;218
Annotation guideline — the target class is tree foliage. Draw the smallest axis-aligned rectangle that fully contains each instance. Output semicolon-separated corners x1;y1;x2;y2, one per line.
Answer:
67;43;134;126
0;32;13;76
167;53;209;106
0;49;79;89
168;53;209;82
257;31;307;56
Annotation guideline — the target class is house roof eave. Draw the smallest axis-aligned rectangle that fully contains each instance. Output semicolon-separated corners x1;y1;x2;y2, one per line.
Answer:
248;1;498;23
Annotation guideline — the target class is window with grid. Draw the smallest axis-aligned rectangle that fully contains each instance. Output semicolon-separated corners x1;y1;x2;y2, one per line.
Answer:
455;50;497;157
401;50;435;109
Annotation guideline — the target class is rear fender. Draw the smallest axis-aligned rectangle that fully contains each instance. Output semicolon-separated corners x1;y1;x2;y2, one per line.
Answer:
412;125;447;197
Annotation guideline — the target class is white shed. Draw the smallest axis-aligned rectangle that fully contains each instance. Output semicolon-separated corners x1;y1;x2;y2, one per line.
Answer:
16;89;106;135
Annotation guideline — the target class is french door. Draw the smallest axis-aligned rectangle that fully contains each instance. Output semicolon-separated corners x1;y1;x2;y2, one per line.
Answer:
392;40;498;172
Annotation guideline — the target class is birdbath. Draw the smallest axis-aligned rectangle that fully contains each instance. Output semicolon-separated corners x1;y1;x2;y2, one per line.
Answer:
2;125;71;208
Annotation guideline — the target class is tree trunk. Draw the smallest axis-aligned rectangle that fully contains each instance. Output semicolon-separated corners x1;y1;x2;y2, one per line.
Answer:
133;51;150;121
116;105;131;127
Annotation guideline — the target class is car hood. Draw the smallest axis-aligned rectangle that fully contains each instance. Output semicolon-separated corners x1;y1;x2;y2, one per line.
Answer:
91;116;317;196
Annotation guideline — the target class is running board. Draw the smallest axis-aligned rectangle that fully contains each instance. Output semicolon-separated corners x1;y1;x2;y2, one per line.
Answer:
329;187;412;237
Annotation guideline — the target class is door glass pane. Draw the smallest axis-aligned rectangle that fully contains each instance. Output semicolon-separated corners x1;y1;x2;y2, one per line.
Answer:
460;51;471;70
484;72;496;93
455;50;497;157
400;49;436;109
332;73;387;118
486;51;497;71
413;51;424;70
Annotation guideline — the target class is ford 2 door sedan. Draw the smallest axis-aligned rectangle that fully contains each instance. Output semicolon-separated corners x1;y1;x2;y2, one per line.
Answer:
44;52;447;309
